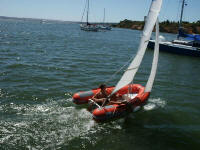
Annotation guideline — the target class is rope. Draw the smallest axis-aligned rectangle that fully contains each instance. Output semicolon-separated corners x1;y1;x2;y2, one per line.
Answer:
80;0;87;23
104;55;135;85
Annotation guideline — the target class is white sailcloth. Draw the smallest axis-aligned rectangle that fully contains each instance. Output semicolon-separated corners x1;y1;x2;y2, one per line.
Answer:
145;18;159;92
111;0;162;95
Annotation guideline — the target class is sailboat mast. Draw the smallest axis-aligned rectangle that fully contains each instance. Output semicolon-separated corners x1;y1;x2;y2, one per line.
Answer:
179;0;185;29
86;0;89;24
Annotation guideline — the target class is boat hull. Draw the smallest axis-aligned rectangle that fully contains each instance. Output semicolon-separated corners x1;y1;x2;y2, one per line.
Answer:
80;24;98;32
98;25;112;30
73;84;150;122
148;40;200;57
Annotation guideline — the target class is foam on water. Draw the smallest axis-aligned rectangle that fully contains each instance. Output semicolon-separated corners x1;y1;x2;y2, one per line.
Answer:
0;96;167;149
0;97;98;149
144;98;166;111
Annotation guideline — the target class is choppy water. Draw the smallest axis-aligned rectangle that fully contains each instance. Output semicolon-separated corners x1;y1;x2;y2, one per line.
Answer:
0;18;200;150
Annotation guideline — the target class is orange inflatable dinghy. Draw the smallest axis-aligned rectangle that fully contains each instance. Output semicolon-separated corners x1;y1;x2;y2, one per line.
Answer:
73;84;150;122
72;0;162;122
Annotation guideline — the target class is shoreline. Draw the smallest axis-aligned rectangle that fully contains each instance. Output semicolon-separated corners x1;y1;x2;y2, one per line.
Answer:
112;19;200;34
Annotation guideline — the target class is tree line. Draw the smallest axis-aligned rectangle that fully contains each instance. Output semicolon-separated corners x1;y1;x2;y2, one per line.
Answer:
113;19;200;34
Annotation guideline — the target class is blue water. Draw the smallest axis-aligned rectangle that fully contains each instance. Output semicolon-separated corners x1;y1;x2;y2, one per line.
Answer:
0;18;200;150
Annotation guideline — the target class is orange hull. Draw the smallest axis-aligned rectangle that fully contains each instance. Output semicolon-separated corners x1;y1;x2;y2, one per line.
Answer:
73;84;150;122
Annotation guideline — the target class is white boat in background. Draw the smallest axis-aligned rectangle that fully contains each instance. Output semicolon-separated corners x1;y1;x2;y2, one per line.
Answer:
148;0;200;57
80;23;98;32
98;8;112;31
80;0;98;32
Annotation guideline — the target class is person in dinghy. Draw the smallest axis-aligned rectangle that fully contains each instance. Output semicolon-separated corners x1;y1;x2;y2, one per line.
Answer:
89;84;127;107
90;84;108;105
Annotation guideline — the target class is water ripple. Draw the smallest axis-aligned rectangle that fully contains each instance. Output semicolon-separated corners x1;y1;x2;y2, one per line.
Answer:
0;18;200;149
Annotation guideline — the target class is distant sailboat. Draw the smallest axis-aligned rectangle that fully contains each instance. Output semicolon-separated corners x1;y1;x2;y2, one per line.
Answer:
73;0;162;122
148;0;200;57
99;8;112;30
80;0;99;32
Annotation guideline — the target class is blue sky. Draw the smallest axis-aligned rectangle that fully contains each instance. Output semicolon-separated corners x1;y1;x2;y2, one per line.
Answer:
0;0;199;23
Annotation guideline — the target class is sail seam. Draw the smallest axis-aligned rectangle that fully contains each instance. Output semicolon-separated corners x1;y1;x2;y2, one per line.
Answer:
125;66;139;71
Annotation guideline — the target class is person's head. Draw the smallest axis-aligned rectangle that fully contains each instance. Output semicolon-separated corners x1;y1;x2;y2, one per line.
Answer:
99;84;106;91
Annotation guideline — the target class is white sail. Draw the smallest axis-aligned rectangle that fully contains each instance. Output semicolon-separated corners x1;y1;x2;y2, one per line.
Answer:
111;0;162;95
145;18;159;92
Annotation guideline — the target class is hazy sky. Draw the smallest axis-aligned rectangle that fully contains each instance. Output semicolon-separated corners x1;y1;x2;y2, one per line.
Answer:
0;0;199;22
